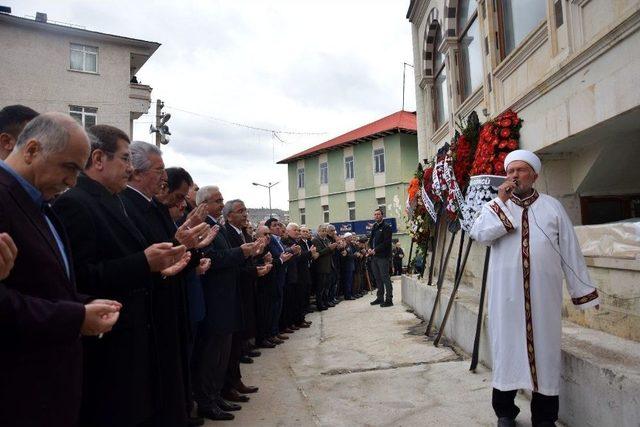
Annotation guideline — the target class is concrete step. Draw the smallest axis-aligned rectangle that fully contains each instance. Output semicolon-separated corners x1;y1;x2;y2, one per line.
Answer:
401;274;640;427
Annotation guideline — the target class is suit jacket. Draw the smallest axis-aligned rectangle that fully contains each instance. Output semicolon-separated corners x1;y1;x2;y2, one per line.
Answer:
0;166;86;427
224;223;257;335
120;187;189;427
53;174;156;426
198;217;245;334
311;236;333;274
268;235;288;293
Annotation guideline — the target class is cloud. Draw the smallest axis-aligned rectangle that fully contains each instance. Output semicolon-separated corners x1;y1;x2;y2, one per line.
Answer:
10;0;416;209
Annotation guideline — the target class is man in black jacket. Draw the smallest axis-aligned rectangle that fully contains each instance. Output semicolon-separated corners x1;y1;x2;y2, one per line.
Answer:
53;126;188;427
368;209;394;307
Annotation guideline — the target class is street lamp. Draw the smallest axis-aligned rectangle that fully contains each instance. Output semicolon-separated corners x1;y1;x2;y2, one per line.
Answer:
252;181;279;218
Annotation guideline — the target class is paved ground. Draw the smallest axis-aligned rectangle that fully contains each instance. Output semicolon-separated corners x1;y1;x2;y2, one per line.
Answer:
207;278;540;426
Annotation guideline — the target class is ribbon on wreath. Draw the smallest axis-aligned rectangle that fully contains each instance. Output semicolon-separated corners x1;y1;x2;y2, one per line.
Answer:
442;155;470;224
421;185;438;223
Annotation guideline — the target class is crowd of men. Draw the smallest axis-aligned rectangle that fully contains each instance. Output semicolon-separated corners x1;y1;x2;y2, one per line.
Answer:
0;105;394;427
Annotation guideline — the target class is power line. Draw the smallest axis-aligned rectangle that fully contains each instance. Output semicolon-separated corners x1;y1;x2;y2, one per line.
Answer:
164;105;327;136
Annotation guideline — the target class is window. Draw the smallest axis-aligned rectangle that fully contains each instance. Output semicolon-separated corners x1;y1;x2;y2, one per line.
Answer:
299;208;306;225
377;197;386;217
345;156;354;180
432;24;449;130
458;0;483;100
348;201;356;221
322;205;330;223
580;195;640;225
297;168;305;188
320;162;328;184
373;148;385;173
498;0;547;58
70;43;98;73
69;105;97;130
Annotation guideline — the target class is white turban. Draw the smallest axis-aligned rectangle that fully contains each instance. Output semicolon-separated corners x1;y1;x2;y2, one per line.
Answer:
504;149;541;174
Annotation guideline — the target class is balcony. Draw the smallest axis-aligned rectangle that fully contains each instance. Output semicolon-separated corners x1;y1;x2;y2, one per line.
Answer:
129;82;152;119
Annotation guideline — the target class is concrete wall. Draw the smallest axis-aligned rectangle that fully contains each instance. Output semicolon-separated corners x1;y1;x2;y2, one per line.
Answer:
0;16;155;136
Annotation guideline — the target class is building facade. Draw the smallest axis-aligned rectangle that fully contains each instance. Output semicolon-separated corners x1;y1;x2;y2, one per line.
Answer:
279;111;418;248
0;10;160;136
406;0;640;400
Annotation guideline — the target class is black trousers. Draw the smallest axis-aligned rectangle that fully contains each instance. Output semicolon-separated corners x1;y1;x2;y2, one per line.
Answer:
492;388;559;425
224;332;243;391
192;331;232;411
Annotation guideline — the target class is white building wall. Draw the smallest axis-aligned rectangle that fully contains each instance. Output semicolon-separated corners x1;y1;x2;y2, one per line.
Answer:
0;17;155;136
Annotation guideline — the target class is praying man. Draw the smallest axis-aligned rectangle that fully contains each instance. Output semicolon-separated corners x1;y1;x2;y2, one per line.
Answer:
470;149;600;427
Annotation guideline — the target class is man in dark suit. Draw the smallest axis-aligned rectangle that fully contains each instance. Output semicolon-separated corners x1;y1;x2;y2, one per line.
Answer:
0;113;121;427
221;199;271;403
253;225;279;348
265;218;294;340
312;224;336;311
122;141;204;427
53;125;187;427
368;208;394;307
191;186;264;421
281;223;314;329
0;104;39;160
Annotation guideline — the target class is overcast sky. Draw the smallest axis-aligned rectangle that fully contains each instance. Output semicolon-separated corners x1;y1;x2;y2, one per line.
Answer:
9;0;416;209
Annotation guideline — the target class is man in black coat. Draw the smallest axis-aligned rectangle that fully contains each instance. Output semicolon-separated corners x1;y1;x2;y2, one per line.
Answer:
368;209;394;307
53;126;187;427
281;223;314;328
191;186;263;421
0;113;120;427
221;200;271;403
121;141;207;427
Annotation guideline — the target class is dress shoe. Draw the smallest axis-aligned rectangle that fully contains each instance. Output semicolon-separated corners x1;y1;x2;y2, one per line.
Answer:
247;349;261;357
297;322;310;328
380;301;394;307
188;415;205;426
198;407;234;421
319;306;328;311
215;398;241;412
370;299;383;305
277;334;289;340
304;320;312;325
327;301;335;307
222;388;250;403
239;355;254;364
257;340;276;348
497;417;516;427
290;325;300;330
234;382;259;394
345;296;355;300
271;337;284;344
283;328;295;334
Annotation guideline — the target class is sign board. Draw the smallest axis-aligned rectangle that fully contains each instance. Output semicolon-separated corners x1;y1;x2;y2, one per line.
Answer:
330;218;398;236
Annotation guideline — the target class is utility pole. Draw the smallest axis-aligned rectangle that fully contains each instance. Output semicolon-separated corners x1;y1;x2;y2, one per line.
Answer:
150;99;171;147
402;62;414;111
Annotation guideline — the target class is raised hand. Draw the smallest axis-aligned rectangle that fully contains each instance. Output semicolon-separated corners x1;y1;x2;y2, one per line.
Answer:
263;252;273;264
196;225;219;249
256;264;272;277
183;203;209;227
175;222;211;249
161;251;191;277
280;251;293;263
196;257;211;275
0;233;18;281
81;302;121;336
144;243;187;272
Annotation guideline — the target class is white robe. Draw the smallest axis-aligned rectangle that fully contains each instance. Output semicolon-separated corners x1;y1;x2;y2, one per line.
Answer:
470;191;599;396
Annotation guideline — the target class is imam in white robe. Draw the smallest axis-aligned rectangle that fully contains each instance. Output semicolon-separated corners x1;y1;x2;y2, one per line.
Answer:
470;190;599;396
